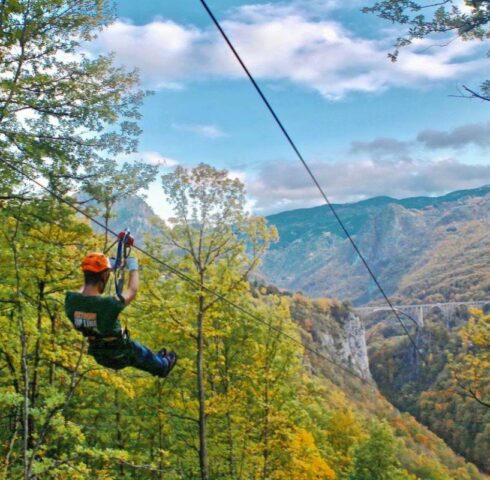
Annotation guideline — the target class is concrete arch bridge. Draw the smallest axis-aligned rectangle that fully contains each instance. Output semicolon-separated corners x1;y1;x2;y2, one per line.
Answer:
355;301;489;329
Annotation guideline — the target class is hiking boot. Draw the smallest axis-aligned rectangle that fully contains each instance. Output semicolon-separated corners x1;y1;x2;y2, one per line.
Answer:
158;349;177;378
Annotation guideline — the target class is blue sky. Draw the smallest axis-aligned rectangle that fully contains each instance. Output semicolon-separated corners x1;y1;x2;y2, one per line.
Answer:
92;0;490;217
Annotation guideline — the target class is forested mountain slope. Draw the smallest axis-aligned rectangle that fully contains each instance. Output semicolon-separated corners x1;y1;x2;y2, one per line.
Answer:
262;186;490;305
271;290;485;479
396;219;490;303
368;307;490;475
357;190;490;473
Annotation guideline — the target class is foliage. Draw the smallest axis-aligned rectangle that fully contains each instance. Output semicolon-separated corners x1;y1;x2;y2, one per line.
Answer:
280;428;336;480
369;310;490;473
349;422;411;480
363;0;490;98
449;311;490;409
0;0;144;196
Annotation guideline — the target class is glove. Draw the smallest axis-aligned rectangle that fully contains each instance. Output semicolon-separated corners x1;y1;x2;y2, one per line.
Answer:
126;257;139;272
109;257;117;270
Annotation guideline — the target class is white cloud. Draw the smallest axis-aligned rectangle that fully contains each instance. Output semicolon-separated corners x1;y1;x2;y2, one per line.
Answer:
139;151;179;167
90;3;486;99
120;151;178;167
234;1;359;19
457;0;475;14
93;19;203;86
246;156;490;214
145;180;174;219
349;137;413;163
172;123;226;139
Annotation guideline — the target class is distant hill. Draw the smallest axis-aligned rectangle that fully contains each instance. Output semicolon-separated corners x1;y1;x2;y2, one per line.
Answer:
262;187;490;473
87;195;164;241
263;185;490;305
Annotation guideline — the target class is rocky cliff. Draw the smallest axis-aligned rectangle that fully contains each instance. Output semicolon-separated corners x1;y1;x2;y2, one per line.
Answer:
289;294;372;381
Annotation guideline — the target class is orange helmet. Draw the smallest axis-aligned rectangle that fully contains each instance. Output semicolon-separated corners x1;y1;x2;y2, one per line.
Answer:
81;253;111;273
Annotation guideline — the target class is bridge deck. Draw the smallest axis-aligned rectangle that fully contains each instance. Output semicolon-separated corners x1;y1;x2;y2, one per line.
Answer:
356;301;488;313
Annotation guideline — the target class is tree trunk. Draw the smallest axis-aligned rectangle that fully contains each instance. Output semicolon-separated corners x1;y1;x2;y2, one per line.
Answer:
21;327;29;480
29;279;45;448
104;211;110;251
2;406;20;480
197;291;209;480
226;410;236;478
158;381;164;480
48;308;56;385
115;390;125;476
9;213;30;480
262;380;270;480
223;350;236;479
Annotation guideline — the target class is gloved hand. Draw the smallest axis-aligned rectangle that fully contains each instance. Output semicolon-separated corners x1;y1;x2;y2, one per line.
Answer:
109;257;117;270
126;257;138;272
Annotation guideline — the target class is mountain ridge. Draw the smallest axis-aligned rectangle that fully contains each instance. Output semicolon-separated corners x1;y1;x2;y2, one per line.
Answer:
261;184;490;305
267;184;490;222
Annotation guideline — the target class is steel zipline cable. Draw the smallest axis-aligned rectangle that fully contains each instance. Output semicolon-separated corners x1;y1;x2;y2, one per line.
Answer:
198;0;419;354
0;156;374;387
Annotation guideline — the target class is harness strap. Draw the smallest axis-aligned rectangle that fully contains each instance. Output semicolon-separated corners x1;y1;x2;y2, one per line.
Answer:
113;229;133;301
88;329;130;347
87;336;121;342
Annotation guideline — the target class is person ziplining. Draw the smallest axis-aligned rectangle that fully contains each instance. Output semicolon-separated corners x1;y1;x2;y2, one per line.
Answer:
64;231;177;378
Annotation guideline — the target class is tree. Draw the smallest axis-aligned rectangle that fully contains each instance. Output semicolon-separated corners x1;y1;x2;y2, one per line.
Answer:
349;422;410;480
279;428;336;480
449;311;489;408
82;158;158;248
363;1;490;100
0;0;144;196
159;163;277;480
0;2;149;477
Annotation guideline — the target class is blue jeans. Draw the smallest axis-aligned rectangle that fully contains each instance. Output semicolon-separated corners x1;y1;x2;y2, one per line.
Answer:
128;340;169;376
89;337;169;377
